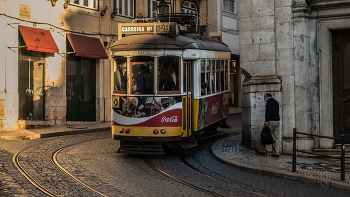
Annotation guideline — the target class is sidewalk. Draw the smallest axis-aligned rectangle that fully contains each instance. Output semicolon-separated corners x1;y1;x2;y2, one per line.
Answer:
211;133;350;192
0;122;111;140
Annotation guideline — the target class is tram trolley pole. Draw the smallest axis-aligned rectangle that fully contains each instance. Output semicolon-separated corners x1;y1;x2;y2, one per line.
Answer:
292;128;346;181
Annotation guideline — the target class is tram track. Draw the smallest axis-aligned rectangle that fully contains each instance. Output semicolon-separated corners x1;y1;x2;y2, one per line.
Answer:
144;131;271;197
179;149;271;197
13;137;109;197
144;156;224;197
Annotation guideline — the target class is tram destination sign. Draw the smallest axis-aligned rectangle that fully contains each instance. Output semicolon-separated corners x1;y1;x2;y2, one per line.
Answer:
118;22;177;40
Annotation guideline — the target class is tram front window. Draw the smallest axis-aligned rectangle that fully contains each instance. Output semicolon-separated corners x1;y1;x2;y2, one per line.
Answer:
131;63;153;94
130;56;154;95
113;57;127;93
158;56;180;93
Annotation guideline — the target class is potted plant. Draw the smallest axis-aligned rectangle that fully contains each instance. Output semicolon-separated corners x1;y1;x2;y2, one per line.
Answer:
101;6;108;16
51;0;57;7
63;0;70;9
111;8;118;18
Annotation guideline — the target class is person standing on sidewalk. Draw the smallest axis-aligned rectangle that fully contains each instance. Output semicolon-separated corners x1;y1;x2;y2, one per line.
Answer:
255;93;280;157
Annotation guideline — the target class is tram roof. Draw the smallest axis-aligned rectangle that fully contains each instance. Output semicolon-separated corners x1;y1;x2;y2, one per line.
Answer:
110;34;230;52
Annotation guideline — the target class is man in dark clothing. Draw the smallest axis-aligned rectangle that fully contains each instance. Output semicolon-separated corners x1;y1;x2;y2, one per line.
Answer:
256;93;280;157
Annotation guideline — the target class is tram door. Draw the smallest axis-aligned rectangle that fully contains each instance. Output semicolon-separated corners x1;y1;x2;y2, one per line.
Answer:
183;61;192;136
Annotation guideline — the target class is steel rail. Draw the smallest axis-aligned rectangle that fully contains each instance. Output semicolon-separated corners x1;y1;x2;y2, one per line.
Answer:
13;137;109;197
144;156;224;197
51;144;109;197
180;149;270;197
13;149;58;197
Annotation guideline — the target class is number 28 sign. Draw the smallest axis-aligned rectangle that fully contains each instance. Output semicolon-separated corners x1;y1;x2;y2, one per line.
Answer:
156;25;172;33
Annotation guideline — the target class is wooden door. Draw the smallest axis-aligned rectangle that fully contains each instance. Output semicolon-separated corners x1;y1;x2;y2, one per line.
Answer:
332;30;350;143
66;58;96;121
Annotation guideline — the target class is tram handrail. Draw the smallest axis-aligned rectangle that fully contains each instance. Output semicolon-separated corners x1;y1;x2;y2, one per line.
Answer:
292;128;346;181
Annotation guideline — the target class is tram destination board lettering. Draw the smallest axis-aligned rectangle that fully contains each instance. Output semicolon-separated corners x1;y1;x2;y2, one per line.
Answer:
118;23;177;40
121;26;154;33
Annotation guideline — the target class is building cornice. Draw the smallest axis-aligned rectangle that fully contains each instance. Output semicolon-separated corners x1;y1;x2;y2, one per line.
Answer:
307;0;350;10
292;5;312;18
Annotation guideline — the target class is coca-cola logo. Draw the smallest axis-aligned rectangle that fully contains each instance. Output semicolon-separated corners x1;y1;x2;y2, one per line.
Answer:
211;102;218;115
161;116;179;123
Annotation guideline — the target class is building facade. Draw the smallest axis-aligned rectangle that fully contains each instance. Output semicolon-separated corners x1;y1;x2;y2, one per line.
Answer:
239;0;350;154
0;0;239;132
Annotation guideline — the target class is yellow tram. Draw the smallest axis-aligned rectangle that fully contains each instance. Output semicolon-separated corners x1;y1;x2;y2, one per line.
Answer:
111;14;231;154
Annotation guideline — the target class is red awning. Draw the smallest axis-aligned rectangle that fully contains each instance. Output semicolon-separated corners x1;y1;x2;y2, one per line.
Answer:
18;25;59;53
67;34;108;59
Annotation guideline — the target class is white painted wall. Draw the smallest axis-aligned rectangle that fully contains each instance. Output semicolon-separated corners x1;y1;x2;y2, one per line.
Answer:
223;33;239;55
223;16;237;30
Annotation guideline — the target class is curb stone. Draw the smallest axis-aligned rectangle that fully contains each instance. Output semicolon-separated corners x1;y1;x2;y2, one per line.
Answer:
211;138;350;192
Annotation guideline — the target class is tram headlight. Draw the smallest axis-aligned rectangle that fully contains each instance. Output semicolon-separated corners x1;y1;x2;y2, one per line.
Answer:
153;129;159;134
119;128;124;133
125;129;130;134
161;129;166;134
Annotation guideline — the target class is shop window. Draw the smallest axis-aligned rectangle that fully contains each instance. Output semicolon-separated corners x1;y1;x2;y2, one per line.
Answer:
71;0;98;9
158;56;180;94
223;0;235;13
148;0;170;17
130;56;154;95
113;57;127;93
18;48;46;120
113;0;134;18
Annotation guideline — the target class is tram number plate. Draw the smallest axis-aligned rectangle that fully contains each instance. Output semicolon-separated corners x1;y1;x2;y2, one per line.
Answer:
138;51;145;55
157;25;172;33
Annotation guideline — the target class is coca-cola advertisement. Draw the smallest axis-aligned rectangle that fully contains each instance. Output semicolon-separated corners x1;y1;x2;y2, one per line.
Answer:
197;93;229;130
113;96;182;127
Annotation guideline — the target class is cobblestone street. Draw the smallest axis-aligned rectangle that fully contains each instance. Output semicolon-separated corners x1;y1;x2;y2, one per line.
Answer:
0;114;350;196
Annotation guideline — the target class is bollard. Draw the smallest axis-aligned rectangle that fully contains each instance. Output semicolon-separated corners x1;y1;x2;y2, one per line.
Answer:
292;128;296;172
341;134;345;181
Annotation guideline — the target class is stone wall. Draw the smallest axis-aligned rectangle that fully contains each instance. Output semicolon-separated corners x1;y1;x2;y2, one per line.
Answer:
239;0;319;154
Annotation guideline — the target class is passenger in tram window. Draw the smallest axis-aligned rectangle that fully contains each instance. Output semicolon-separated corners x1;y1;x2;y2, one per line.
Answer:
114;62;127;91
159;65;176;91
132;64;153;94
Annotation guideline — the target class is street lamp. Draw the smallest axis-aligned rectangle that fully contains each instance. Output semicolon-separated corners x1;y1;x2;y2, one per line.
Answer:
157;0;169;14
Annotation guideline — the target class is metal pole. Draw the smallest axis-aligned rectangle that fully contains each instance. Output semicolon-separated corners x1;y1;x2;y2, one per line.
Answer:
292;128;297;172
341;134;345;181
191;62;194;139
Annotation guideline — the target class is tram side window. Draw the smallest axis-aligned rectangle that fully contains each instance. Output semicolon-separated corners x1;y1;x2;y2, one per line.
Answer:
225;60;229;90
211;60;215;93
158;56;180;93
188;62;192;92
130;56;154;95
216;60;220;92
221;60;224;91
114;57;127;93
206;60;211;94
183;62;187;92
201;60;206;96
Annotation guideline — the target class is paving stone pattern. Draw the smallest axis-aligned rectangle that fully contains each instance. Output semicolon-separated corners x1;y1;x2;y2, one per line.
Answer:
217;115;350;184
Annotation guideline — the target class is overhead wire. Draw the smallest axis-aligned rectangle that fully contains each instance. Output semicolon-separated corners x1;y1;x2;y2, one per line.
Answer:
0;13;118;37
